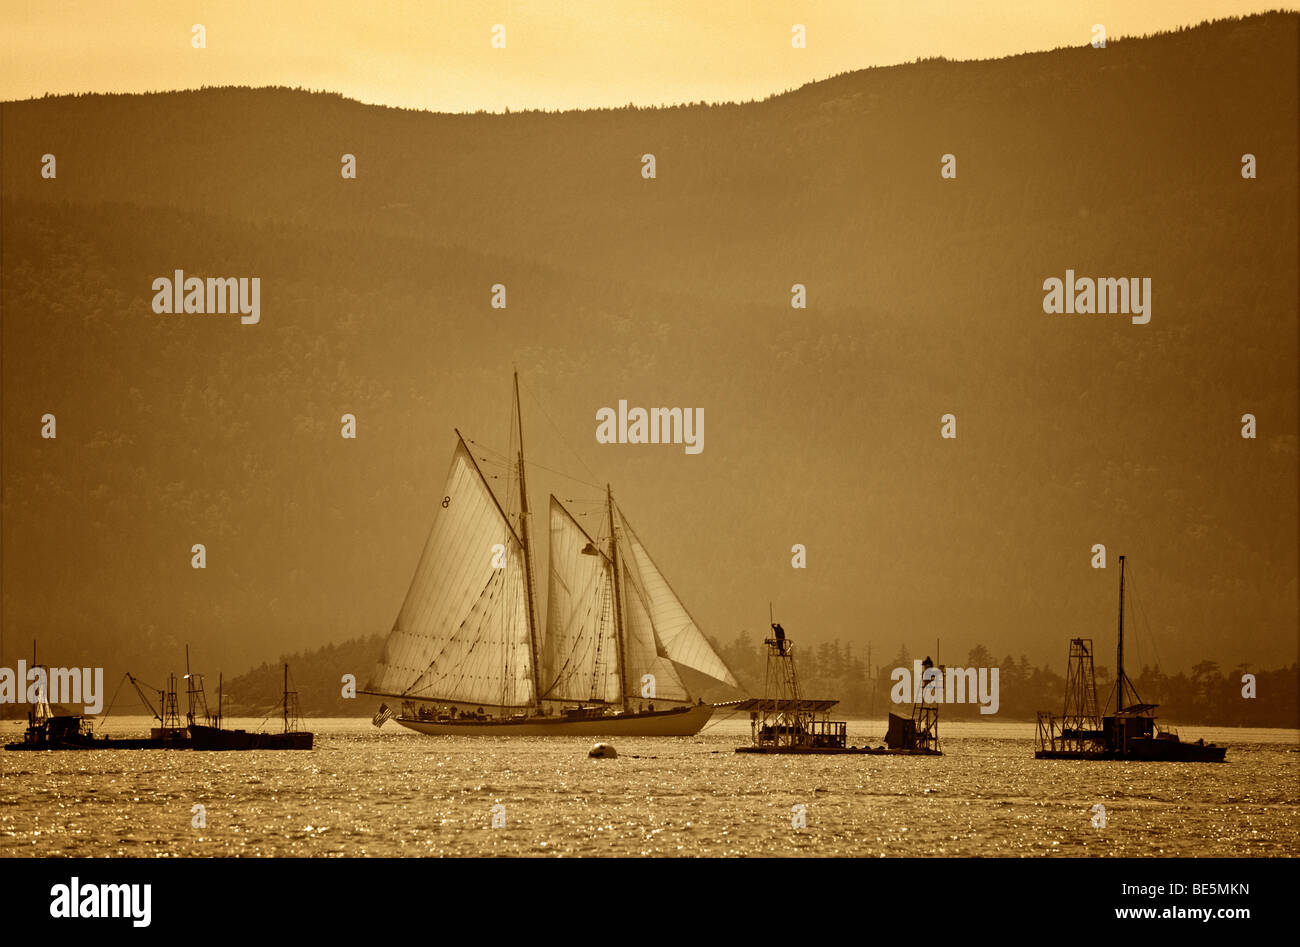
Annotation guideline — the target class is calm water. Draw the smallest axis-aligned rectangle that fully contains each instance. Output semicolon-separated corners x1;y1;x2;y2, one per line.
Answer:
2;716;1295;857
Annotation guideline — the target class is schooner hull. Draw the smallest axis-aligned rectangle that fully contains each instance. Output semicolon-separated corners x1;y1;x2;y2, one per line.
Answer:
393;702;714;737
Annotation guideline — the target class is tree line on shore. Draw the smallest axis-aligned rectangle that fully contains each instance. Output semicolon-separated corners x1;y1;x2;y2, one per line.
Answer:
710;632;1299;727
198;631;1298;728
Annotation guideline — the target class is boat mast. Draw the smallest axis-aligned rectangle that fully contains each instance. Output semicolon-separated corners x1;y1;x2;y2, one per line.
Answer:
608;486;629;712
867;642;874;717
29;640;36;728
283;664;289;733
1116;554;1126;714
513;372;543;710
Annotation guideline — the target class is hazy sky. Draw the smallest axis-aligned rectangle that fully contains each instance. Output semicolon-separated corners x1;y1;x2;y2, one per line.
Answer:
2;1;1295;112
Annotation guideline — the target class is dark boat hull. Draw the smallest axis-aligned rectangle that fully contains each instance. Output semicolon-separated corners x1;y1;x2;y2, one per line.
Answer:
1036;740;1226;762
4;716;190;751
4;736;188;751
394;702;712;736
189;724;313;750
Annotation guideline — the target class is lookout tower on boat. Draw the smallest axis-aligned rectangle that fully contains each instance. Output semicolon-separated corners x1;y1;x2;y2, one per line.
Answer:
733;622;854;753
1035;556;1225;762
732;622;942;755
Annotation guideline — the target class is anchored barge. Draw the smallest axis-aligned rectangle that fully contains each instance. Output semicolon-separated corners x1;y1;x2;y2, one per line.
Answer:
189;664;313;750
3;709;170;751
735;622;940;755
4;647;189;751
4;648;312;751
1035;556;1226;762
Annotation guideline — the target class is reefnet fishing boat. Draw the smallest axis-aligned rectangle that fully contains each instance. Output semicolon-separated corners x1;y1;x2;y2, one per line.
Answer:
1035;556;1226;762
733;621;940;755
189;664;314;750
3;644;189;751
362;373;740;736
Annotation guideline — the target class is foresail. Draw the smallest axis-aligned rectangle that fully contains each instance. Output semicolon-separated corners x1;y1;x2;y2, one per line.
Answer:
543;498;621;703
368;439;535;707
618;507;740;689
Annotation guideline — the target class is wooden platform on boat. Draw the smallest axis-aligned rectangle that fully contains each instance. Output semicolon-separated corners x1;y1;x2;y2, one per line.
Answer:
721;698;839;712
736;745;941;755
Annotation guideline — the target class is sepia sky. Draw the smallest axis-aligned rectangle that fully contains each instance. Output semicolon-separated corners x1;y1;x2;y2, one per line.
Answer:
2;1;1296;112
1;5;1296;682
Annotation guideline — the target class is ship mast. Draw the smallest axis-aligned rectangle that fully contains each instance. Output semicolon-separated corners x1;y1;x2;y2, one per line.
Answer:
607;485;629;712
185;645;194;727
1116;554;1126;714
514;372;543;710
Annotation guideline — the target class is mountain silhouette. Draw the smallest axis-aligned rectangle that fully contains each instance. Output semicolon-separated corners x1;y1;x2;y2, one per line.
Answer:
1;13;1295;700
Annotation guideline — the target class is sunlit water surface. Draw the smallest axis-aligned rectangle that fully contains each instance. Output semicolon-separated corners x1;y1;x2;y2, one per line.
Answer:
2;717;1295;857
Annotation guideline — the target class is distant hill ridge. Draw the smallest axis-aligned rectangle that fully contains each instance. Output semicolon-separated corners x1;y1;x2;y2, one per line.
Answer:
220;635;385;717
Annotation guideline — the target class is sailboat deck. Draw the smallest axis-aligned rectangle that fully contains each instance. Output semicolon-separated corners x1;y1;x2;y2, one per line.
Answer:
724;698;839;713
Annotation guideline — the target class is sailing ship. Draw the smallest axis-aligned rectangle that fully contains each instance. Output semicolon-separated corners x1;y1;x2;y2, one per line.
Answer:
1035;555;1226;762
189;664;314;750
362;373;740;736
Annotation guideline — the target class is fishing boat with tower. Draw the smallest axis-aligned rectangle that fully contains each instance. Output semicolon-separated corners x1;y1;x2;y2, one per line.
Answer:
188;662;314;750
733;618;941;755
362;373;741;736
1035;555;1226;762
4;642;190;750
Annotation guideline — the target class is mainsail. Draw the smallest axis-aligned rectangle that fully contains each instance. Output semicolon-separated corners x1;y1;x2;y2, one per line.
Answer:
368;436;535;708
539;493;739;706
542;497;620;703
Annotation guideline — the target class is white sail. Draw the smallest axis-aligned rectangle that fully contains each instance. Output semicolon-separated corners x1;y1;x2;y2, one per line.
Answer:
620;563;690;702
368;438;535;708
543;498;621;703
618;506;740;689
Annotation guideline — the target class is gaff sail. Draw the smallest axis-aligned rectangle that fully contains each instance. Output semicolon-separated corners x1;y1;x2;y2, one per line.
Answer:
367;437;535;708
540;497;740;707
542;497;620;703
